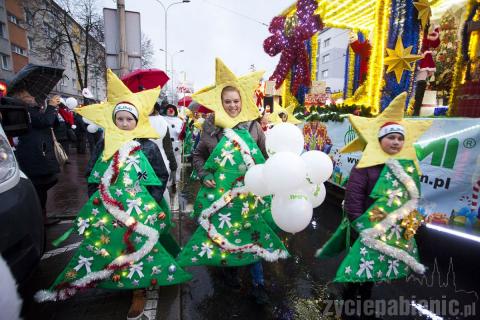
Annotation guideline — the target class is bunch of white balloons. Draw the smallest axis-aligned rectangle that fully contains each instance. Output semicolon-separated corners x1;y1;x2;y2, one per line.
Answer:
244;123;333;234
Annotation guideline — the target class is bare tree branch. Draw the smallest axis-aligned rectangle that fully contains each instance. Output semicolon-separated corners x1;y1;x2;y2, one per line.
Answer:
23;0;105;90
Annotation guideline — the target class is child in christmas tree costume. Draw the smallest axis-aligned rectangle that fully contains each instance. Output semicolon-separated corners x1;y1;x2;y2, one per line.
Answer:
35;70;191;320
176;58;289;304
316;93;432;319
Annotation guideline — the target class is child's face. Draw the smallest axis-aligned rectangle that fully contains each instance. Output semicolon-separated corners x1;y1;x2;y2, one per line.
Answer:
380;133;404;155
115;111;137;131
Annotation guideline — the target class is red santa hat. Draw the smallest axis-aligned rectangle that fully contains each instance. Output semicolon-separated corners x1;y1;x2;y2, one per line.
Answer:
378;122;405;139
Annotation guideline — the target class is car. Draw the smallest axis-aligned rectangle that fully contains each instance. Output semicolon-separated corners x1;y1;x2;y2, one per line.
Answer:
0;97;44;285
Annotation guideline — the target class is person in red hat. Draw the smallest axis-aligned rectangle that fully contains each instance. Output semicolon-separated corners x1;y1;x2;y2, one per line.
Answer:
339;122;405;314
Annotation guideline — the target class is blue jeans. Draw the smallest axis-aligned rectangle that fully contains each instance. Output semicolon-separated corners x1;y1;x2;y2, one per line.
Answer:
249;261;264;287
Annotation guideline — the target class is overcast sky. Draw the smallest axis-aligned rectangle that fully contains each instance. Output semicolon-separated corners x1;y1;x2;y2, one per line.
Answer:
100;0;293;91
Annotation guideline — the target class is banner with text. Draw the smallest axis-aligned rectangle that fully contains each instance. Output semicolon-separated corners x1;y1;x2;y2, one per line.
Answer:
302;119;480;235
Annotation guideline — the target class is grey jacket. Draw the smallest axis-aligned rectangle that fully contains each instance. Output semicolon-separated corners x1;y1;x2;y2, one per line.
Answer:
192;115;267;179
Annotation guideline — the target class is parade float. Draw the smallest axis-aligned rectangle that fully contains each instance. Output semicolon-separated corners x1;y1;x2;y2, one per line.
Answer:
263;0;480;236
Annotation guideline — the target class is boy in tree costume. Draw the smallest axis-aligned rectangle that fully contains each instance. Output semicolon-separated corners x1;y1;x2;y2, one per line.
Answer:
35;70;191;319
176;58;289;303
316;93;432;299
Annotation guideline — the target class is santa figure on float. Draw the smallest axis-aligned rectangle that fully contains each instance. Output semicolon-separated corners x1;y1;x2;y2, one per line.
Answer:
418;25;441;74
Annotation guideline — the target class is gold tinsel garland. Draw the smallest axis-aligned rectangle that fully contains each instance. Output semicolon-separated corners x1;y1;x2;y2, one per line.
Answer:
447;0;474;116
347;45;356;98
311;33;319;85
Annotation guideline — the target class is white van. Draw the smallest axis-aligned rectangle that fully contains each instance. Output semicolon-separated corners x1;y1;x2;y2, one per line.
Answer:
0;99;44;285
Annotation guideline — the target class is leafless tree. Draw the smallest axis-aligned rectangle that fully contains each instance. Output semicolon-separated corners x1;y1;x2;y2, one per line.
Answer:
141;32;154;69
23;0;105;89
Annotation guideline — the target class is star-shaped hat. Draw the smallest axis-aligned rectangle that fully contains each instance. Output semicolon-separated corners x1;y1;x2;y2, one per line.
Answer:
192;58;264;128
75;69;161;160
341;92;432;170
269;103;301;125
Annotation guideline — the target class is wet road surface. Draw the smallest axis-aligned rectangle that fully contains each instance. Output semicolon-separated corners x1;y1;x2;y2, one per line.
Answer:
19;151;480;320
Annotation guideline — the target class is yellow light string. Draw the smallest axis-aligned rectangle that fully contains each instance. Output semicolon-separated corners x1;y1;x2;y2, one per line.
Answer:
364;0;391;114
347;45;356;98
282;71;299;108
342;11;376;29
327;0;377;27
447;0;473;116
311;33;319;84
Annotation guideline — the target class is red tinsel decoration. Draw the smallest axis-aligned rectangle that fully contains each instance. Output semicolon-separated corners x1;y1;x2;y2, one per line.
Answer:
123;221;138;253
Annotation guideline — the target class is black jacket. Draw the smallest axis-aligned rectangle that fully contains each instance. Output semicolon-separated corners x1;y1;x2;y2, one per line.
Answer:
85;138;169;203
15;104;60;179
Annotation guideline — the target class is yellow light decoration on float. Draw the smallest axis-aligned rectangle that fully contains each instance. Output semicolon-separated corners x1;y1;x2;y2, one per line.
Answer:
447;0;473;115
347;44;356;98
311;33;318;84
276;0;465;114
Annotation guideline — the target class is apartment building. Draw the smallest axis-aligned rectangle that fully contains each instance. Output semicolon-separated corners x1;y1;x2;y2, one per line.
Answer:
0;0;106;101
316;28;349;92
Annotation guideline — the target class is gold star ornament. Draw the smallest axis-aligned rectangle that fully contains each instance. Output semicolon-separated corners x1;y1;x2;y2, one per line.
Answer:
75;69;161;160
413;0;432;29
192;58;264;128
340;92;432;170
384;37;423;83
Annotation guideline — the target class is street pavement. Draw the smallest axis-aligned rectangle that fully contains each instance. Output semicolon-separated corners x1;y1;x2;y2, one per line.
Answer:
19;151;480;320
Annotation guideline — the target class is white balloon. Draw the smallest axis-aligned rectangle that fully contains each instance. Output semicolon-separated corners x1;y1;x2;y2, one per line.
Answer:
271;190;313;234
65;97;78;110
301;150;333;184
305;183;326;208
87;124;98;133
265;122;304;156
244;164;270;197
263;152;307;194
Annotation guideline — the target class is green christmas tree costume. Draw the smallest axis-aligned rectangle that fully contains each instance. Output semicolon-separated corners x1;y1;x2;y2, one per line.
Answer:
183;123;194;157
177;128;288;267
35;141;191;302
316;159;425;282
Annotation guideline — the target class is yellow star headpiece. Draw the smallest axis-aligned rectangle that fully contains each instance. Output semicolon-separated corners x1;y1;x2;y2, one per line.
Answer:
75;69;161;160
384;37;423;83
268;103;301;125
341;92;432;170
192;58;264;128
413;0;432;30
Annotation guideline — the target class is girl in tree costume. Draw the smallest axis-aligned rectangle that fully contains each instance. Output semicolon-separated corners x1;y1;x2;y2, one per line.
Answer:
176;58;289;304
316;93;432;312
35;70;191;320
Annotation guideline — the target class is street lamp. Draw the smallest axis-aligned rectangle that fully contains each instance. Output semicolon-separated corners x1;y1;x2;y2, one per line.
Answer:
159;48;184;102
153;0;190;72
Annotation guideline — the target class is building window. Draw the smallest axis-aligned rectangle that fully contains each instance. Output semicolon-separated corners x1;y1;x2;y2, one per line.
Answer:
7;12;19;25
323;38;330;48
322;69;328;79
11;44;27;56
72;78;76;88
24;9;33;26
27;37;34;50
70;59;75;69
0;22;6;38
322;54;330;63
60;76;66;86
1;54;10;70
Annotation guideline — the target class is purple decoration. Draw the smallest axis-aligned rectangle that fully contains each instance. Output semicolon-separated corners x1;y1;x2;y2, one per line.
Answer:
263;0;323;95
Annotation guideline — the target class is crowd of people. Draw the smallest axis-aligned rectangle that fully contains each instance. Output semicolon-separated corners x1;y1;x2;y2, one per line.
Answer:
1;59;428;320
